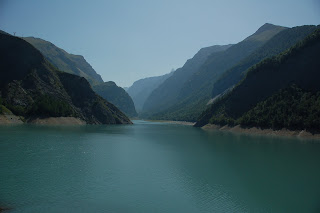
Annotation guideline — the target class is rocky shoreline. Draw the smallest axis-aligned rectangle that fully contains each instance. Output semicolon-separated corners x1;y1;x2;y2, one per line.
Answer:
0;114;23;124
202;124;320;140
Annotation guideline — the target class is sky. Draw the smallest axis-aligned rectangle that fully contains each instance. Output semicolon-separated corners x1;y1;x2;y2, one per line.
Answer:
0;0;319;87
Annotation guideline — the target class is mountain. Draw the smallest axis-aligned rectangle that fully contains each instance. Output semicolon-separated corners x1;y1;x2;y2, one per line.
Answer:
93;81;137;117
143;23;286;121
0;30;131;124
127;72;173;112
195;28;320;132
142;44;232;114
23;37;103;85
211;25;318;98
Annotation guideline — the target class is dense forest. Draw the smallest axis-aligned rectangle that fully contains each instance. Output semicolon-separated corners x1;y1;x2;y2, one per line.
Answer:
211;25;318;98
239;85;320;132
195;28;320;132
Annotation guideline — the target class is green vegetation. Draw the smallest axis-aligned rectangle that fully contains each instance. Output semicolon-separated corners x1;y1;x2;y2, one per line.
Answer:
4;96;74;117
5;104;25;116
239;85;320;131
196;28;320;132
30;95;75;117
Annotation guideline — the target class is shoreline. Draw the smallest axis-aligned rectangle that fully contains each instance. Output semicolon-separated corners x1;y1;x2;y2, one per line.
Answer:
202;124;320;140
0;114;23;124
28;117;86;125
144;119;195;126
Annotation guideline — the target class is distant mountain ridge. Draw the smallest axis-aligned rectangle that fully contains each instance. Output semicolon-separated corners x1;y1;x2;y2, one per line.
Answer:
0;30;131;124
142;44;233;114
93;81;137;117
127;72;173;112
142;23;286;121
23;37;103;85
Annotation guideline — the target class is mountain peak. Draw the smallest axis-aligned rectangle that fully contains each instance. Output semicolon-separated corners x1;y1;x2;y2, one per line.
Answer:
255;23;283;34
245;23;287;42
105;81;117;86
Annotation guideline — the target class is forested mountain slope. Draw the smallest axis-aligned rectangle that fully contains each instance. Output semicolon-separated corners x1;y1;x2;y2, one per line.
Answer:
195;28;320;132
0;31;131;124
211;25;318;98
144;23;286;121
93;81;137;117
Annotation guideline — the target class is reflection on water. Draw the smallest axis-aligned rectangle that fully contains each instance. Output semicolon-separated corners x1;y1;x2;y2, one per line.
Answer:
0;121;320;212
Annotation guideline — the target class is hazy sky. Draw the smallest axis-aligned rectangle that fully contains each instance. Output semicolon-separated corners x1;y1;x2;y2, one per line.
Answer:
1;0;319;87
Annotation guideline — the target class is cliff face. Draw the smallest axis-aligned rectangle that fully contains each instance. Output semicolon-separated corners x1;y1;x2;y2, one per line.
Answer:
0;31;131;124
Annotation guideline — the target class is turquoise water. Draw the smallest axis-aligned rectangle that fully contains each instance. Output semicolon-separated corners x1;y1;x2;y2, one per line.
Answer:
0;120;320;213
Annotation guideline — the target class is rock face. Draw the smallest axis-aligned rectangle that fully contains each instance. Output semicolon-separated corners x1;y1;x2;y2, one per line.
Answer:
23;37;104;85
0;31;131;124
93;81;137;118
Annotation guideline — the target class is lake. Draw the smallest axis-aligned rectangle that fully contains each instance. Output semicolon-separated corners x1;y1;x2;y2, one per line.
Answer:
0;120;320;213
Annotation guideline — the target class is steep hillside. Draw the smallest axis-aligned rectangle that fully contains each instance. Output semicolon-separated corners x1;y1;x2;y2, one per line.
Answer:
143;23;286;121
211;25;318;98
142;45;232;113
195;28;320;132
0;31;131;124
93;81;137;117
23;37;103;85
127;72;173;112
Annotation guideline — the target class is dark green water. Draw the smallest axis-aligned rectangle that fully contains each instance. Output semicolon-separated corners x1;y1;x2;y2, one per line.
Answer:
0;120;320;213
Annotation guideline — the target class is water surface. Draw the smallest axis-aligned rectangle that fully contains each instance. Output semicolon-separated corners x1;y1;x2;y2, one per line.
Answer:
0;120;320;212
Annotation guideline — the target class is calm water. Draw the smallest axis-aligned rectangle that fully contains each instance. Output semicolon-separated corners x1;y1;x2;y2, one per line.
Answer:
0;120;320;213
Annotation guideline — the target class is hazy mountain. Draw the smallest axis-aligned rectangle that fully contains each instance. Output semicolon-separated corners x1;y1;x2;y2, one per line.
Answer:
196;28;320;132
127;72;173;112
0;30;131;124
142;44;232;114
23;37;103;85
93;81;137;117
211;25;318;98
143;23;286;121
